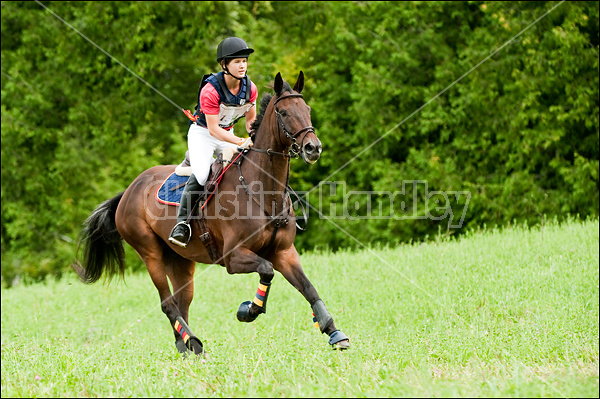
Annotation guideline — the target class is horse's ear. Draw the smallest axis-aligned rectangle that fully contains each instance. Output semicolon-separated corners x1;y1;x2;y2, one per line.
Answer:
274;72;283;96
293;71;304;93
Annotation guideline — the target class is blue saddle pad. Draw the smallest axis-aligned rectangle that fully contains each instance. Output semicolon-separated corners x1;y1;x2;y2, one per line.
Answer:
156;172;190;206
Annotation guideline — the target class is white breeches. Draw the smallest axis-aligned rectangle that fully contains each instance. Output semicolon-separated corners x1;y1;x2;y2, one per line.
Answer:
187;124;238;186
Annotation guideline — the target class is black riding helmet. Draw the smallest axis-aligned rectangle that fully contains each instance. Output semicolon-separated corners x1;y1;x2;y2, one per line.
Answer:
216;37;254;63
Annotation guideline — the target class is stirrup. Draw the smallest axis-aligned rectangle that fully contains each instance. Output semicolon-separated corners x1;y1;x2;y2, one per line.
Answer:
168;221;191;248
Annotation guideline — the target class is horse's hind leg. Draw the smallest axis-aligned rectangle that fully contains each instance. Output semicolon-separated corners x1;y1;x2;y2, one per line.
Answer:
164;251;201;355
272;245;350;350
123;225;203;355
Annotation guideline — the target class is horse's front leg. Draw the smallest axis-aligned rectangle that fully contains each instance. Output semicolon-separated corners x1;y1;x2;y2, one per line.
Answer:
271;245;350;350
225;246;275;322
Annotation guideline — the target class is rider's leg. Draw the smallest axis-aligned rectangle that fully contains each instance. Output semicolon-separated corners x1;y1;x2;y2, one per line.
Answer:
169;125;216;248
169;174;204;247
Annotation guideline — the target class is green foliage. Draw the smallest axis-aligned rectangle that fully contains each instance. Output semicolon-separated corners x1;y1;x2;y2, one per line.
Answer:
2;1;598;284
282;1;599;250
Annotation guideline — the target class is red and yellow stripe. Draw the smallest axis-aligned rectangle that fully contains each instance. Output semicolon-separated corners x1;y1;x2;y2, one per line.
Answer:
252;282;270;307
174;320;190;343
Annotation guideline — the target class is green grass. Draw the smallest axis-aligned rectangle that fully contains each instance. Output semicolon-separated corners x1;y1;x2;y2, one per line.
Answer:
2;218;598;397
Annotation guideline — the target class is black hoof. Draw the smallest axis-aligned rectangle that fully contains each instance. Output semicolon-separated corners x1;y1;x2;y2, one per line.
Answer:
187;336;203;355
237;301;259;322
175;338;188;354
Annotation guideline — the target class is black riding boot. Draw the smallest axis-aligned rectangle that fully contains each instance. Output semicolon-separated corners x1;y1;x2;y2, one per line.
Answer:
169;174;204;248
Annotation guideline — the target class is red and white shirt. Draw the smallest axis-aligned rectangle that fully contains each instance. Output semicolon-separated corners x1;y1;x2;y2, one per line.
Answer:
200;81;258;130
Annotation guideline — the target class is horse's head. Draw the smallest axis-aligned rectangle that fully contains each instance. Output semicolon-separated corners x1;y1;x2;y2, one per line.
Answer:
273;72;322;164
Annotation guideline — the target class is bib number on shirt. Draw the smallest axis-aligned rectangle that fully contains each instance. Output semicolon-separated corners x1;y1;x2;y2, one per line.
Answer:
219;102;254;129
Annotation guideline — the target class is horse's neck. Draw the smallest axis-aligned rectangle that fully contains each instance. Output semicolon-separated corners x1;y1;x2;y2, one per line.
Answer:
243;117;289;212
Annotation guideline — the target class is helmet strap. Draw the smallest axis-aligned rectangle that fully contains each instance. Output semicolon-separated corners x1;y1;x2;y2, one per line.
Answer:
222;63;245;81
221;61;246;81
224;69;244;81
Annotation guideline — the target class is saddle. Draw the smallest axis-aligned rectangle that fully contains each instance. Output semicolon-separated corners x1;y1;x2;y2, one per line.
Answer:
172;150;239;263
205;153;226;195
176;148;235;184
173;149;234;201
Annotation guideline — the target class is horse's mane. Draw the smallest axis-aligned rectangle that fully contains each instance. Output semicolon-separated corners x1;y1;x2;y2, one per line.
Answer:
250;81;293;138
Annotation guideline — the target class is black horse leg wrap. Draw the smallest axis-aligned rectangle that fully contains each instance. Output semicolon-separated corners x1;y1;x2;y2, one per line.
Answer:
252;280;271;312
174;316;203;354
311;299;333;334
174;316;194;344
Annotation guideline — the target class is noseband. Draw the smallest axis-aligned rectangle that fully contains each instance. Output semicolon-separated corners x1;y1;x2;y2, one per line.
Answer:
273;93;315;157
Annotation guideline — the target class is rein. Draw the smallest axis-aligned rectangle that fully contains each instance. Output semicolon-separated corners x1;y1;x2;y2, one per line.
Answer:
202;91;312;250
248;147;295;158
200;151;246;211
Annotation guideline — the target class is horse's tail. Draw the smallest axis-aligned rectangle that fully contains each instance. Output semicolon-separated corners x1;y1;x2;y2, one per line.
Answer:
74;192;126;284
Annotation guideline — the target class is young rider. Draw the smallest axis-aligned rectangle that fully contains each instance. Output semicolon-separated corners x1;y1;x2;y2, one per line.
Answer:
169;37;258;248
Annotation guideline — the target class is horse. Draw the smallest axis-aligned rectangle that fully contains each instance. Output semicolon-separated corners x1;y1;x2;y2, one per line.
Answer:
75;72;350;355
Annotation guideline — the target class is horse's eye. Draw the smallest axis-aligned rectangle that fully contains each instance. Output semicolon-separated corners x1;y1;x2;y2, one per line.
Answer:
280;110;287;117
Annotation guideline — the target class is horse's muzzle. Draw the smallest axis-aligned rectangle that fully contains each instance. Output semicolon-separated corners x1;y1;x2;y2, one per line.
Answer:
302;138;322;164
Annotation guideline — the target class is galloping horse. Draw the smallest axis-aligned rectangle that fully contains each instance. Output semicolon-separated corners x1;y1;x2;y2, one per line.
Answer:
75;72;350;355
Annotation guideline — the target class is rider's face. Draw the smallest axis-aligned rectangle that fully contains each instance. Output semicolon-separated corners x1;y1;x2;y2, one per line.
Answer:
226;58;247;78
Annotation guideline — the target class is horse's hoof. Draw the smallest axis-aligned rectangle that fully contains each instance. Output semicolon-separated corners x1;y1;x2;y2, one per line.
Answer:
328;330;350;350
175;339;188;354
236;301;258;323
187;336;203;355
332;339;350;350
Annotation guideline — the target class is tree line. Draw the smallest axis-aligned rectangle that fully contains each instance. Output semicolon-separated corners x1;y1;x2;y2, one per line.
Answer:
2;1;598;285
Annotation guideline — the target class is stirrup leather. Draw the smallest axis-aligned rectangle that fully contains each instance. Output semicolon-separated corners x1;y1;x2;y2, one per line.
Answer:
169;221;191;248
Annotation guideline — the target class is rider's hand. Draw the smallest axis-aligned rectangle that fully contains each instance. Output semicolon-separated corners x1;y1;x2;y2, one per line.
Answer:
238;137;253;149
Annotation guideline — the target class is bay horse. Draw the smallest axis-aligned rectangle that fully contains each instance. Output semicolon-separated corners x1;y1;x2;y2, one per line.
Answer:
75;72;350;355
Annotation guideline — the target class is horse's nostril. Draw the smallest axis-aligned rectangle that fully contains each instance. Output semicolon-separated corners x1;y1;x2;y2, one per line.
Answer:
305;143;315;153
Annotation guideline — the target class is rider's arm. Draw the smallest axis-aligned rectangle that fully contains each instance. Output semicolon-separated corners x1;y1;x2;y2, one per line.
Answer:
245;82;258;134
205;114;244;145
245;105;257;134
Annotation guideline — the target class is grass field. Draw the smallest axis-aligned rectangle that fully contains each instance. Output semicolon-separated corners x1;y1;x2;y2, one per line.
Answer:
1;218;598;397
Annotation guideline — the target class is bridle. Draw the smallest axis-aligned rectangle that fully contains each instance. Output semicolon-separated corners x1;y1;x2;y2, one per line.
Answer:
249;93;315;158
274;93;315;158
236;92;313;234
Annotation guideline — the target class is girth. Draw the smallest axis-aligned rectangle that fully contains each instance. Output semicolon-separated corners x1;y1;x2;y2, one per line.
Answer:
197;208;220;262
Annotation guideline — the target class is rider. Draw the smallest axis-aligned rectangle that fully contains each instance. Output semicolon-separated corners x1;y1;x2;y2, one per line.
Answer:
169;37;258;248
